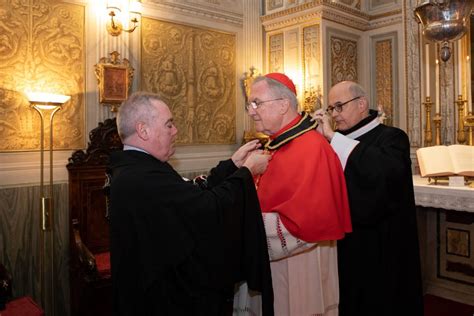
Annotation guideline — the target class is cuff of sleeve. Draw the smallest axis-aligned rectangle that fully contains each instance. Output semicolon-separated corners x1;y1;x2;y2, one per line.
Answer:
330;132;359;170
223;158;239;173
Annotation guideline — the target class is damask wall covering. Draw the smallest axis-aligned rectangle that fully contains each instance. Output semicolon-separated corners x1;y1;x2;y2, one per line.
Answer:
141;17;236;145
0;0;85;152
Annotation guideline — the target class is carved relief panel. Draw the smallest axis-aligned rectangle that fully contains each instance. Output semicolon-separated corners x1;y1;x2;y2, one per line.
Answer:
330;36;358;86
141;18;235;145
269;33;284;73
303;24;322;112
0;0;84;151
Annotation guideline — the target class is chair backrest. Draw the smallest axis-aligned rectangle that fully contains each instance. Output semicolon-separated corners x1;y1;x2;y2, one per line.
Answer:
67;118;122;254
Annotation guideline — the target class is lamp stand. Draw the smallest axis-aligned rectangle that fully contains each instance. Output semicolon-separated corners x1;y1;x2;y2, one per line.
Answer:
30;99;64;316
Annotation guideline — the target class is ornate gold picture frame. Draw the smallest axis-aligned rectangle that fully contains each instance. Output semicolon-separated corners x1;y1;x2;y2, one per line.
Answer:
95;51;134;111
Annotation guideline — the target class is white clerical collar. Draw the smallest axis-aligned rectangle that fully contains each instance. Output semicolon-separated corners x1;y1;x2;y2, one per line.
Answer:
345;116;380;140
123;144;149;154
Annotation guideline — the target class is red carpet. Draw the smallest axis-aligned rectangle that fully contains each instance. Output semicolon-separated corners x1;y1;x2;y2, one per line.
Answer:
424;294;474;316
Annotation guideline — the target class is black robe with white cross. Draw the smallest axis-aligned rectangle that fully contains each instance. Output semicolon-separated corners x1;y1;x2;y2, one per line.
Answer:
332;111;423;316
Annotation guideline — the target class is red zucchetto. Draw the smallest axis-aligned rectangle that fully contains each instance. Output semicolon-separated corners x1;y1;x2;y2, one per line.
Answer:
264;73;297;96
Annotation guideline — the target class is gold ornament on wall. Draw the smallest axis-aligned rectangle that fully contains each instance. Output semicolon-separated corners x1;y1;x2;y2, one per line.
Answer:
95;51;135;112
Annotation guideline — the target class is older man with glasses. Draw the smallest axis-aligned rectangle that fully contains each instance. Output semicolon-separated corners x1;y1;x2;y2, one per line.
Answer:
313;81;424;316
235;73;352;316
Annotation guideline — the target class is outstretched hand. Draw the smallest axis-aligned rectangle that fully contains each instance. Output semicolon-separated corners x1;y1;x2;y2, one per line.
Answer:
231;139;261;168
311;109;335;142
242;150;271;176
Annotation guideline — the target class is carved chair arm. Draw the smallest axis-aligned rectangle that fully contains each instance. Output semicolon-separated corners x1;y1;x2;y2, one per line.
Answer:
73;227;97;274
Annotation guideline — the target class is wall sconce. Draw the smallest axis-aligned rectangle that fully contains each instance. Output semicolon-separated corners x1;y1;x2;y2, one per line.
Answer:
106;0;142;36
26;92;70;315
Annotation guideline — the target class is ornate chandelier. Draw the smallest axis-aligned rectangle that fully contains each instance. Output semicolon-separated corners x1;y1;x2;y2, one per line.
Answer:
414;0;473;62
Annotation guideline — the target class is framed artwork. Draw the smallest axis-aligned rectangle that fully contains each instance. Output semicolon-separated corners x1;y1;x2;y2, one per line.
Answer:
95;51;134;112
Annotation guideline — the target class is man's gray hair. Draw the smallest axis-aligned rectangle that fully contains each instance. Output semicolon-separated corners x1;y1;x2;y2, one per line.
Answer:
117;92;164;141
253;76;298;110
348;82;368;101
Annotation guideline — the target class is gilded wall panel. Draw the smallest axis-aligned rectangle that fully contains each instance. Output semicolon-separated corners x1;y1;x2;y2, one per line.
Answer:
330;36;358;86
375;39;393;126
141;18;235;145
0;0;85;151
269;33;284;73
303;24;321;110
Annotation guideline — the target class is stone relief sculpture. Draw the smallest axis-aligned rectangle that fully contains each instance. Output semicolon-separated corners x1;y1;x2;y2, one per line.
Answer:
331;36;358;85
141;18;235;145
0;0;84;151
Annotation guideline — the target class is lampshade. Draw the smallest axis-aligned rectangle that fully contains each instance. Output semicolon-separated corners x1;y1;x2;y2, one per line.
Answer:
26;92;71;107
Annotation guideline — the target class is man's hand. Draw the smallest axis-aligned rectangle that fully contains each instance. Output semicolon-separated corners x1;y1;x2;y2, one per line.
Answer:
242;151;271;176
231;139;261;167
311;109;335;142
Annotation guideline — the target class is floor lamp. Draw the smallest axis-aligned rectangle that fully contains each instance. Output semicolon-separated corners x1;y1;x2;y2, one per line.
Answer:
26;92;70;316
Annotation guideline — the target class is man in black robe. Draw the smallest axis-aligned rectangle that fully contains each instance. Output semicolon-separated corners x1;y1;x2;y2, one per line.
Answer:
108;92;273;315
312;81;424;315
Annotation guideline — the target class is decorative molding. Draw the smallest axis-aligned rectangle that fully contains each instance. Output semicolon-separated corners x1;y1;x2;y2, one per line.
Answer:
368;13;402;29
144;0;243;26
262;3;401;32
262;1;368;23
263;11;324;32
369;9;402;21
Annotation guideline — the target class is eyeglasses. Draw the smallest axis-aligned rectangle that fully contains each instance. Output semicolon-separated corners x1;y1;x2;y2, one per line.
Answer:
245;98;284;111
326;96;362;114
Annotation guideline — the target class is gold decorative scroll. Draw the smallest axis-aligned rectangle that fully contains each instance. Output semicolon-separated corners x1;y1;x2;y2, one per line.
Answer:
330;36;358;86
0;0;84;152
141;18;236;145
375;39;393;126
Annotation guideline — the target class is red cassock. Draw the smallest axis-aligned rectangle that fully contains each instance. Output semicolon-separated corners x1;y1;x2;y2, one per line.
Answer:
257;115;352;242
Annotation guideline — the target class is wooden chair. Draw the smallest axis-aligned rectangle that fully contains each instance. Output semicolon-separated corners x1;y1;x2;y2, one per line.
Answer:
67;118;122;316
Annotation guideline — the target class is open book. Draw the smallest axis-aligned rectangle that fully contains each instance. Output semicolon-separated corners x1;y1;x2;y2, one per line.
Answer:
416;145;474;177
